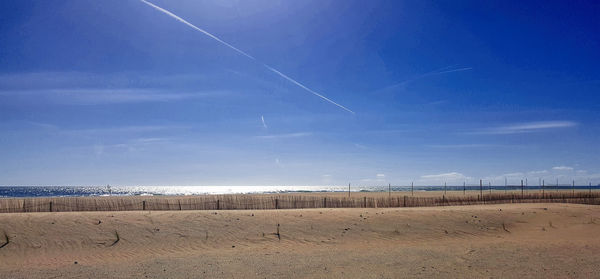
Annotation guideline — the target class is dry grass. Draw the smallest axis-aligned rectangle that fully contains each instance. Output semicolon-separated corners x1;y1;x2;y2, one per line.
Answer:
1;191;599;213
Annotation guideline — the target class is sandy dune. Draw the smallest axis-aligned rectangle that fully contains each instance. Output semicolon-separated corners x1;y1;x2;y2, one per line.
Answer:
1;203;599;278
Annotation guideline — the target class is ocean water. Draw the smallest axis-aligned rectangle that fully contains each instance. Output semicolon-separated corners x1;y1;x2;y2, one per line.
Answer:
0;185;598;198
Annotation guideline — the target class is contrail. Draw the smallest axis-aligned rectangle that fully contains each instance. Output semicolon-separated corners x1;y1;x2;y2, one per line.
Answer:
140;0;354;114
411;66;472;81
430;67;472;75
375;66;472;93
139;0;255;60
262;64;355;114
261;115;268;129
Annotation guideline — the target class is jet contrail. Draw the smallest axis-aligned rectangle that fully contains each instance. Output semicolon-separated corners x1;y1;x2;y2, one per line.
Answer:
140;0;255;60
261;115;268;128
375;66;472;93
140;0;355;114
430;67;472;75
262;64;355;114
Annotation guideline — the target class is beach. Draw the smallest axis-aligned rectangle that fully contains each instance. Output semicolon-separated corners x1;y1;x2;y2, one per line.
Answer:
1;202;599;278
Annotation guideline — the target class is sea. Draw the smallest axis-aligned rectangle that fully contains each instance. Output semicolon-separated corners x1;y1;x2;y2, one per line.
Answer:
0;185;598;198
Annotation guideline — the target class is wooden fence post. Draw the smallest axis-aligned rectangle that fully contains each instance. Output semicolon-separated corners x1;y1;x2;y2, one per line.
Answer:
275;198;279;209
178;200;182;211
49;201;53;212
363;197;367;208
480;180;483;201
521;180;524;198
323;197;327;208
143;200;146;211
217;199;220;210
403;196;406;207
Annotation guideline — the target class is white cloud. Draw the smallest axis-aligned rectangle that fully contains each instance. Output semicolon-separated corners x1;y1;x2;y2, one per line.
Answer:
425;144;498;149
421;172;467;180
502;172;524;177
64;125;178;136
472;121;578;135
353;143;368;149
553;166;574;171
0;88;228;104
255;132;312;139
376;173;385;177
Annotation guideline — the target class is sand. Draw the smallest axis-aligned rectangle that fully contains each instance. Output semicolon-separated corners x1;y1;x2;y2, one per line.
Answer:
0;203;599;278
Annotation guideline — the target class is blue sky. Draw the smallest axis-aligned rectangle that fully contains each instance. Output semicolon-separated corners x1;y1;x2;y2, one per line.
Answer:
1;0;599;186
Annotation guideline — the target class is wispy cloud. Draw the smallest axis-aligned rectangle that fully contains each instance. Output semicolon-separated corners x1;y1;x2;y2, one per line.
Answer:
0;72;220;91
0;88;227;105
470;121;578;135
353;143;369;150
49;125;187;139
421;172;467;180
425;144;499;149
255;132;312;139
553;166;574;171
91;137;172;155
140;0;354;114
361;173;387;183
68;125;173;134
502;172;525;177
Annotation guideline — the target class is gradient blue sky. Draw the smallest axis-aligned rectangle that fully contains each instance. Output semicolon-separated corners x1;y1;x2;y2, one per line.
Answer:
1;0;599;186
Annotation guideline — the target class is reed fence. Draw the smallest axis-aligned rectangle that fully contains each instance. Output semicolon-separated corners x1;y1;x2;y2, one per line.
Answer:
1;192;599;213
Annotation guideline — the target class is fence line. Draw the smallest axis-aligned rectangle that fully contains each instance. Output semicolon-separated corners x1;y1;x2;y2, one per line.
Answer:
1;192;599;213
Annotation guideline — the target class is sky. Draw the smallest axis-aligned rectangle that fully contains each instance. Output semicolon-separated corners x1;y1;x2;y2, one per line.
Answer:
1;0;599;186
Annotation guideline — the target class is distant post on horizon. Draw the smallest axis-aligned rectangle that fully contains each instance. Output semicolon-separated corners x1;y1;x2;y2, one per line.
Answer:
444;182;447;195
388;183;391;198
348;183;350;197
521;180;524;197
411;182;414;196
542;179;545;196
463;181;466;195
572;180;575;194
504;177;507;193
489;181;492;194
556;178;559;192
479;179;483;200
